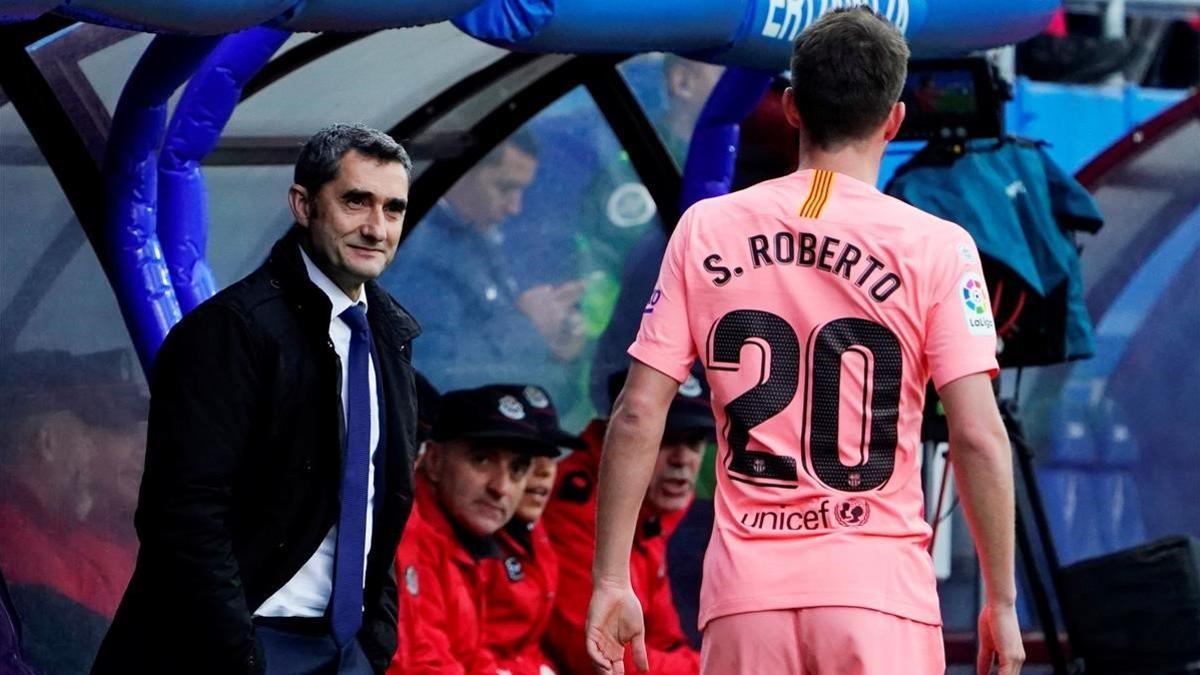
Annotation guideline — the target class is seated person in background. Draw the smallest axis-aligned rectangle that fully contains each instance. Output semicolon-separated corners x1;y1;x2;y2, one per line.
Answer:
483;385;585;675
381;132;585;408
390;385;576;675
86;402;146;557
0;349;146;674
577;55;723;278
542;370;714;675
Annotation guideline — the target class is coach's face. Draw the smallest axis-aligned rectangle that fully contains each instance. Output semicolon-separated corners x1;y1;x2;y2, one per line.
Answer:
290;149;409;299
423;438;532;537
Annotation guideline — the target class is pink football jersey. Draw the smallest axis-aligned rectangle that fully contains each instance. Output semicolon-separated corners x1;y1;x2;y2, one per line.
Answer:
629;169;998;628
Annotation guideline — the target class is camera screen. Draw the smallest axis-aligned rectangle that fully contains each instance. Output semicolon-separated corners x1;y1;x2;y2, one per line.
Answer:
895;58;1002;142
902;70;978;116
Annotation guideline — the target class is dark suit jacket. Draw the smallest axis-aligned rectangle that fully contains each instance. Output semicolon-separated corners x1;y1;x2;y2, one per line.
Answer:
92;228;421;674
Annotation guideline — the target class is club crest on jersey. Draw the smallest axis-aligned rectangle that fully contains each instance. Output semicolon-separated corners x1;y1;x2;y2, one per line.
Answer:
504;556;525;582
960;272;995;336
835;499;871;528
498;395;526;420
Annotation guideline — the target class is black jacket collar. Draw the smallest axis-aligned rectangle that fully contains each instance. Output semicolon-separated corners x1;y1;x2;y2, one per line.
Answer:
264;227;421;345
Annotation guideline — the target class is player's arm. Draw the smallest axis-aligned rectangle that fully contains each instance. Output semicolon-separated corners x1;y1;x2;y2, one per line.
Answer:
588;361;680;674
924;230;1022;674
938;373;1024;675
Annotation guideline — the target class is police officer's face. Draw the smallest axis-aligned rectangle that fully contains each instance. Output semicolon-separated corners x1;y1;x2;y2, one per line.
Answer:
444;145;536;229
426;439;532;536
289;150;409;298
645;434;705;513
515;455;557;523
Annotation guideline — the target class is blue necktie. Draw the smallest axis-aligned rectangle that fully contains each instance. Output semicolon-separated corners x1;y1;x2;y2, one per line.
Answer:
331;303;371;645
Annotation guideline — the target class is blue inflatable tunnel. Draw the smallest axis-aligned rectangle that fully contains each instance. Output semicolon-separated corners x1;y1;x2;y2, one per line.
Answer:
0;0;488;34
455;0;1059;69
5;0;1055;63
54;0;295;34
275;0;482;32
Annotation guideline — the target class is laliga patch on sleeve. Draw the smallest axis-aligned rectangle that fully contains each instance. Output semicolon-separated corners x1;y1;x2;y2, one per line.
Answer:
959;272;995;335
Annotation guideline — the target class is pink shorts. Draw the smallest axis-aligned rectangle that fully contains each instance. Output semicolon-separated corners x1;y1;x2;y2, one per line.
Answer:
700;607;945;675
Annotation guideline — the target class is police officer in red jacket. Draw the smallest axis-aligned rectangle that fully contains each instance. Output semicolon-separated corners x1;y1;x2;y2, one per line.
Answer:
483;384;584;674
542;371;714;675
389;384;576;675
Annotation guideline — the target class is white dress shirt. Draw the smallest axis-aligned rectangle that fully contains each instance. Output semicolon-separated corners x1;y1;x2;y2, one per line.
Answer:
255;246;380;617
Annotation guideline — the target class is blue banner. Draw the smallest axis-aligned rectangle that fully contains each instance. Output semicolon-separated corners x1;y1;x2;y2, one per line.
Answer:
456;0;1059;68
5;0;1057;64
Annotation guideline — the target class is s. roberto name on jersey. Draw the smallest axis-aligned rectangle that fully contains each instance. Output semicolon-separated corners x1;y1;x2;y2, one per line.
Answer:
702;231;904;303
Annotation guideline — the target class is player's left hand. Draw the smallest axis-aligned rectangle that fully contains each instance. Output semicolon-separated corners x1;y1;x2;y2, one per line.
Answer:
585;582;648;675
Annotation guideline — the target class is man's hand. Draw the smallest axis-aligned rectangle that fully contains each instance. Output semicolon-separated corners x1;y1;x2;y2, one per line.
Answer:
977;602;1024;675
517;280;587;361
585;582;648;675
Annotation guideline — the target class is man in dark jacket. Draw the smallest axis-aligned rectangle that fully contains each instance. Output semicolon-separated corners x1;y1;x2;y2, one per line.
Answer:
92;124;422;675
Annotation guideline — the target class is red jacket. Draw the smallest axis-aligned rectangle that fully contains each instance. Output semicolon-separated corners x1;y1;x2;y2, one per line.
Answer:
483;520;559;674
0;485;135;618
390;478;551;675
541;421;699;675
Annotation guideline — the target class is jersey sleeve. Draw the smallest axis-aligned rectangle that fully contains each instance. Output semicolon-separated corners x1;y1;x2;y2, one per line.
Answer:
627;210;699;383
924;231;1000;390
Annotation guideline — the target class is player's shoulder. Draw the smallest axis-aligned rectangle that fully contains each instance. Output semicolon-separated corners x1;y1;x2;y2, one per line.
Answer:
873;188;959;232
680;174;798;226
868;190;975;252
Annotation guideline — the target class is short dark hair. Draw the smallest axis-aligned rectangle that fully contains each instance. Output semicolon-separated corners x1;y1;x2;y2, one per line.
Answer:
788;8;909;150
480;128;540;168
294;123;412;196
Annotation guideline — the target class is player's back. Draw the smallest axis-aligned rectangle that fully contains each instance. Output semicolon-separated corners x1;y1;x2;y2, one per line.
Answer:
628;168;998;629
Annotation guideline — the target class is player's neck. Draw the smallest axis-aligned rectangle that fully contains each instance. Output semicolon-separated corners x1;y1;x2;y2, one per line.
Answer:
797;142;884;188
